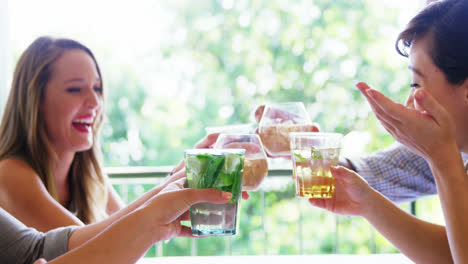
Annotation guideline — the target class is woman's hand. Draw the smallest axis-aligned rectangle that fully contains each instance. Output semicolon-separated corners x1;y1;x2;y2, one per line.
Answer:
308;166;377;217
194;132;220;148
356;82;458;164
143;185;232;243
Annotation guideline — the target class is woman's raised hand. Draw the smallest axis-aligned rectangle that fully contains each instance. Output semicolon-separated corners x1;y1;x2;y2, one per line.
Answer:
356;82;457;164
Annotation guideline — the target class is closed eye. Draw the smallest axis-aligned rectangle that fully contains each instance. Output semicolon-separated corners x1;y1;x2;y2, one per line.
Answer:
66;87;81;93
94;86;103;93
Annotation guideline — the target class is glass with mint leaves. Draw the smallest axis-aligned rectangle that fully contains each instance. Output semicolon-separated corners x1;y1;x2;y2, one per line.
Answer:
289;132;343;198
185;148;245;236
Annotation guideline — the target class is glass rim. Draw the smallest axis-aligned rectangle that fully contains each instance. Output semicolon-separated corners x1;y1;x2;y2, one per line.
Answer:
184;148;246;155
289;132;343;139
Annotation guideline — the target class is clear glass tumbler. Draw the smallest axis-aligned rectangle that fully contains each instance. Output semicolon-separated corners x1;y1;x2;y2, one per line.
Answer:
289;132;343;198
185;148;245;236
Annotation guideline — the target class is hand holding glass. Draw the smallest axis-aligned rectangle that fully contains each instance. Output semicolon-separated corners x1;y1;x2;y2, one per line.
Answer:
289;132;343;198
185;149;245;236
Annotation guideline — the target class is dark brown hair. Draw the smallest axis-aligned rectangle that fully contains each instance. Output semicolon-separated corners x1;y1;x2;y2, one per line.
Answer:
396;0;468;85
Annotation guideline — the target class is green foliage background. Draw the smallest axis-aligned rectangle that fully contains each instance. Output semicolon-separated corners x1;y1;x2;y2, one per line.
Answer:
5;0;441;258
100;0;415;167
98;0;429;257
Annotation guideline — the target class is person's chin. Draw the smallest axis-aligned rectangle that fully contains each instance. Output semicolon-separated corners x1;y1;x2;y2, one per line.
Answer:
74;142;94;152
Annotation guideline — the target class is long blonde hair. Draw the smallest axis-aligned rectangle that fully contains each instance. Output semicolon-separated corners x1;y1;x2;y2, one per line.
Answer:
0;36;108;224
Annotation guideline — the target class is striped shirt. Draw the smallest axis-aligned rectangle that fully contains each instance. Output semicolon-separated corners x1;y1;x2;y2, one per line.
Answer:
347;142;468;203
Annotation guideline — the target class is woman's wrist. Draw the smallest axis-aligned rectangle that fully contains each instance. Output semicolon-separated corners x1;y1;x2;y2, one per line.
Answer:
134;206;162;245
426;142;462;176
360;187;387;220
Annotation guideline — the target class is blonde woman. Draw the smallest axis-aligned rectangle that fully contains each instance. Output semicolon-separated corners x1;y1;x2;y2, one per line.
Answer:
0;36;220;232
0;37;125;231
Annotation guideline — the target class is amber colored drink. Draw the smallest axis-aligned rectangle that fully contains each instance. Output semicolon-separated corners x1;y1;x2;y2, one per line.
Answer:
292;148;340;198
259;124;315;156
242;155;268;191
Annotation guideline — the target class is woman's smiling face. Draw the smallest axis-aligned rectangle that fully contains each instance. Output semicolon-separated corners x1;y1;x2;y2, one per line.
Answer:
41;48;103;155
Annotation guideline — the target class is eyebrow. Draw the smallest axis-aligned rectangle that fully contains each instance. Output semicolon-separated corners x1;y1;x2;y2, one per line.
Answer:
64;77;101;84
408;66;425;78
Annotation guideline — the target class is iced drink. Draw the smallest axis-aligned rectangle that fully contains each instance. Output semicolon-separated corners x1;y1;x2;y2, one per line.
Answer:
185;149;245;236
289;133;342;198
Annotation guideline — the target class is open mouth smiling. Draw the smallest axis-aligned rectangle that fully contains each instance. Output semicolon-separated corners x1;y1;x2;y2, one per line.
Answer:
72;117;94;133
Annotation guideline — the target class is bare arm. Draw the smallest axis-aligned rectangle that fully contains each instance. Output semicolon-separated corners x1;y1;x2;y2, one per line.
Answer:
44;187;232;264
66;169;186;250
0;159;84;232
0;158;183;234
362;181;452;263
310;166;453;263
105;182;125;215
428;146;468;263
61;209;154;263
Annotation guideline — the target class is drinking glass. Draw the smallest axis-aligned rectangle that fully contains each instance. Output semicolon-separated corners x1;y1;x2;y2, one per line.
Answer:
215;134;268;191
185;148;245;236
258;102;314;157
289;132;343;198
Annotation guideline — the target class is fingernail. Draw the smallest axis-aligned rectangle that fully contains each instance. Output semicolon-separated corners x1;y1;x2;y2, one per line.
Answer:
355;83;365;92
222;192;232;199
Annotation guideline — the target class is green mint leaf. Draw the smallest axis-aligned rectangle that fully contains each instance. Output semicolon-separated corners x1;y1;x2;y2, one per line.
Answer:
311;147;323;160
197;155;225;189
294;152;308;162
228;156;244;203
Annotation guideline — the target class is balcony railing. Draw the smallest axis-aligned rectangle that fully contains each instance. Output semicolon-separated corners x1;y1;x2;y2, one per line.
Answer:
107;165;418;257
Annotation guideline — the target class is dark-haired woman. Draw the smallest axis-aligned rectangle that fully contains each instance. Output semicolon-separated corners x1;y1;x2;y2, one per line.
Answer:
308;0;468;263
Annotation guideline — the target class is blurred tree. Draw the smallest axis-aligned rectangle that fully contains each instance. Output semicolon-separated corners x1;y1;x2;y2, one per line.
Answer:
102;0;414;167
101;0;421;257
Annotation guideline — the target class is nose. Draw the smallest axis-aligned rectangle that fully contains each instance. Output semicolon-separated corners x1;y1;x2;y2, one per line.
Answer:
86;88;103;110
405;87;416;108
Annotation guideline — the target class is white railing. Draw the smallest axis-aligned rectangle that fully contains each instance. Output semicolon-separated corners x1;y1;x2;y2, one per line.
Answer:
107;165;415;257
